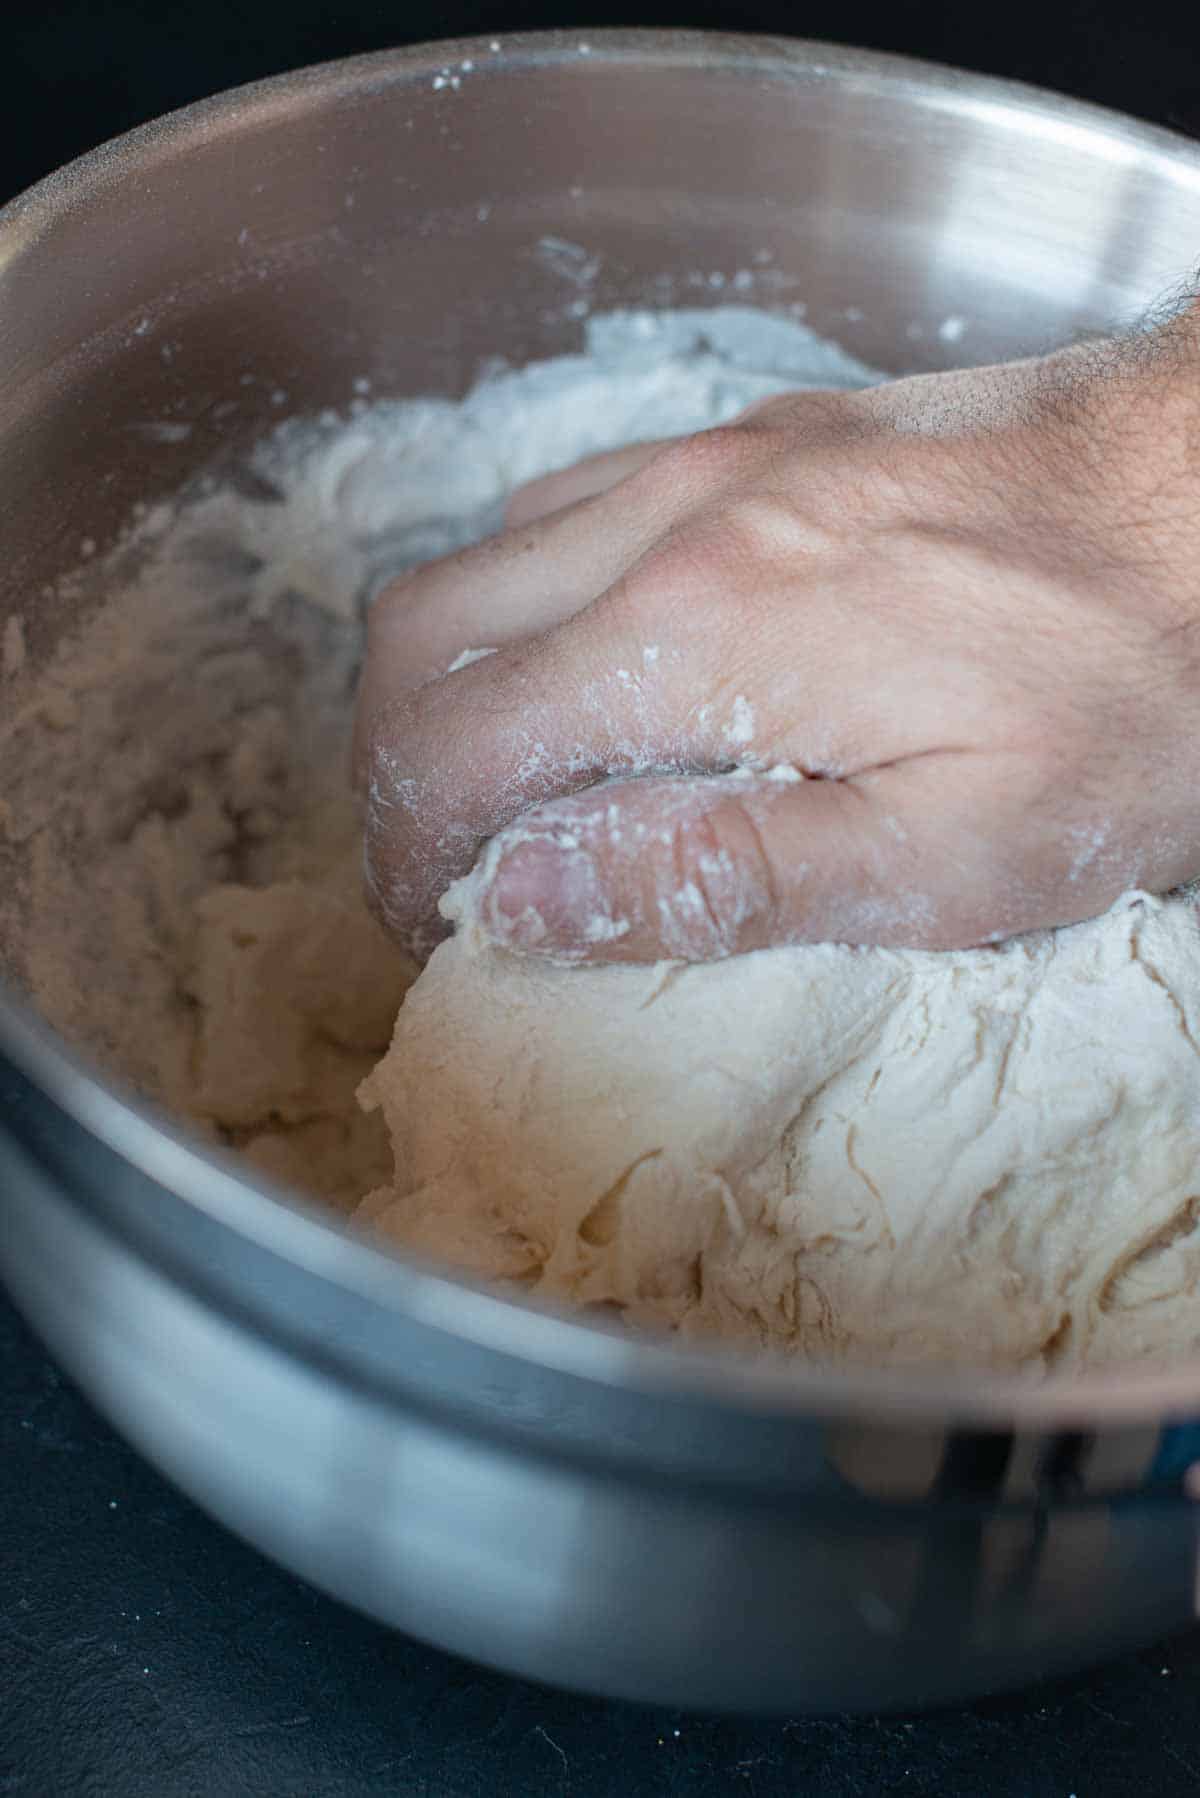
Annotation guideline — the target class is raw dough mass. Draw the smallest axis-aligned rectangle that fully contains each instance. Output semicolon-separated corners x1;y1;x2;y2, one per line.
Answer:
5;307;1200;1375
361;873;1200;1372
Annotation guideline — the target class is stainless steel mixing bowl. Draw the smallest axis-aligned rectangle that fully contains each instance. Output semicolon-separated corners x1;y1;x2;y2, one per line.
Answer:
4;32;1200;1713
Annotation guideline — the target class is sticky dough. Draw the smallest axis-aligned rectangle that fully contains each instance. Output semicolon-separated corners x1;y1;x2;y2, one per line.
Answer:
358;878;1200;1373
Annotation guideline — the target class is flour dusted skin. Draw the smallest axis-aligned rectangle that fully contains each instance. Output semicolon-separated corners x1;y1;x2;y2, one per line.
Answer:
359;882;1200;1373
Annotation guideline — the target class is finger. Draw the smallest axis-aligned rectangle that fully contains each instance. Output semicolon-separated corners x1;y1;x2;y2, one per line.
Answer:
362;558;799;956
363;645;682;959
369;399;824;709
454;758;1043;964
353;433;736;783
354;492;658;784
504;439;670;528
500;393;835;528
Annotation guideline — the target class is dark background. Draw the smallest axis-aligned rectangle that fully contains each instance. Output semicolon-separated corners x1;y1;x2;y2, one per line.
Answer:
5;3;1200;1794
5;0;1200;204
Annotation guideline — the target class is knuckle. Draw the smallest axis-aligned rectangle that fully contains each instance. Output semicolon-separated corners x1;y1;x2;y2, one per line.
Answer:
364;561;454;689
703;494;808;571
627;511;768;634
639;422;760;499
746;387;865;441
630;508;781;654
368;678;481;821
366;690;425;814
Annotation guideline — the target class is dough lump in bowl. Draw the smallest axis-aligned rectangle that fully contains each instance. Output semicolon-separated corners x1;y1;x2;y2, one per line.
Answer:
359;878;1200;1374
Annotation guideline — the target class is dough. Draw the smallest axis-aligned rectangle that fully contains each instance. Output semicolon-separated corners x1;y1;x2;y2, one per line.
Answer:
187;867;415;1211
358;876;1200;1372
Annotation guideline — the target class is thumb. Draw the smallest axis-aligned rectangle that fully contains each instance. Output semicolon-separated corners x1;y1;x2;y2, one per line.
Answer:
452;765;988;964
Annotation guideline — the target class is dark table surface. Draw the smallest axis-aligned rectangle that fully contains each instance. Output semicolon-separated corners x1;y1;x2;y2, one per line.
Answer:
7;1287;1200;1798
6;4;1200;1792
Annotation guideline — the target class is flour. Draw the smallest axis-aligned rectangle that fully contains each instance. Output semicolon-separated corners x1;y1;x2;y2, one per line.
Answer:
7;305;1200;1375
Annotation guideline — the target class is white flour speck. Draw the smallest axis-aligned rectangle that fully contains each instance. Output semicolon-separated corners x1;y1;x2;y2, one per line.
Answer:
724;694;755;749
446;646;499;675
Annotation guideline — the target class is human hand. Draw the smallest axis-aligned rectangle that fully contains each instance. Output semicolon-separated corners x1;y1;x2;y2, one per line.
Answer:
358;313;1200;963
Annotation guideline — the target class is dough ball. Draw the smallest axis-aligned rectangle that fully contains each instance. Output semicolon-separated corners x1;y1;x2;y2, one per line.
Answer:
358;882;1200;1373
